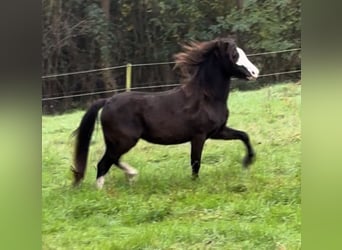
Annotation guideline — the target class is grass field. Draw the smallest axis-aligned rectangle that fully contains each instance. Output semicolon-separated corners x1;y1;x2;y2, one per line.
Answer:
42;83;301;250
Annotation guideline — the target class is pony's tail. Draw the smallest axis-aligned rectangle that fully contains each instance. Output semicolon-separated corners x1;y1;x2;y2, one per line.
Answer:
72;98;108;186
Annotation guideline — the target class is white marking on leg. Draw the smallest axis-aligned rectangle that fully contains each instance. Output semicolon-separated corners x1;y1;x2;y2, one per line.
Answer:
119;162;138;184
96;176;105;189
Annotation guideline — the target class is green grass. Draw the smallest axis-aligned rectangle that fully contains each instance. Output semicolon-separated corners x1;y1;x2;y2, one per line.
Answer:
42;83;301;250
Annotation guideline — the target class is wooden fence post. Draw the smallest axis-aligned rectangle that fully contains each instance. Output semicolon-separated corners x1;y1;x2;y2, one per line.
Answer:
126;63;132;91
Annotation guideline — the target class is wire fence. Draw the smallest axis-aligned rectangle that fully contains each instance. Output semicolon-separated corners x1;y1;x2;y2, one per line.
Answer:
42;70;301;101
41;48;301;79
42;48;301;101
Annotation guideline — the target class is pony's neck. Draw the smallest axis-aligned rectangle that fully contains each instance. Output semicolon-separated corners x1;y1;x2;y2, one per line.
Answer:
197;61;231;103
182;77;231;105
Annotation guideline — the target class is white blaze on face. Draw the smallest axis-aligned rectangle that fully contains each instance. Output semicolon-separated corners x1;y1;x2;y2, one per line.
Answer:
236;47;259;80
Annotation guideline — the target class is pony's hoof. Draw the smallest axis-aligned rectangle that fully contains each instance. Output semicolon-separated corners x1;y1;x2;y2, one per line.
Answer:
72;181;81;188
96;176;105;189
126;172;138;185
191;174;199;180
242;153;256;168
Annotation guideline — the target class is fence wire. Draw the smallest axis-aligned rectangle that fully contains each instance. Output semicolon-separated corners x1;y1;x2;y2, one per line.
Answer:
42;69;301;101
41;48;301;79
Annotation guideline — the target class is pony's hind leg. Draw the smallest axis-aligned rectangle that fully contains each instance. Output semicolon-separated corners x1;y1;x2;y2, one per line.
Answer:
106;136;139;184
96;150;114;189
96;154;138;189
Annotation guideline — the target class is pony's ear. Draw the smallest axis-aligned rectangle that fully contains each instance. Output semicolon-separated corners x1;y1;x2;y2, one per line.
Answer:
215;38;229;56
215;37;228;48
226;33;237;41
215;37;236;58
212;38;238;63
227;40;238;62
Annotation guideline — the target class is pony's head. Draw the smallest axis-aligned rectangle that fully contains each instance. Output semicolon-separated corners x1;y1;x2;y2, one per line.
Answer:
174;38;259;81
214;38;259;80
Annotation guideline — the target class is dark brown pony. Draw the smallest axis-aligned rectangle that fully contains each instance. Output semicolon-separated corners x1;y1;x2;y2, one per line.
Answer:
72;38;259;188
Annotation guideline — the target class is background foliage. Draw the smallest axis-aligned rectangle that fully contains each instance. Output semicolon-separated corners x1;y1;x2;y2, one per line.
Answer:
42;0;301;114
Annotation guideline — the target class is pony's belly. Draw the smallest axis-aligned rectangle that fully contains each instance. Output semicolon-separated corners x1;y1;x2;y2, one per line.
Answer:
141;133;191;145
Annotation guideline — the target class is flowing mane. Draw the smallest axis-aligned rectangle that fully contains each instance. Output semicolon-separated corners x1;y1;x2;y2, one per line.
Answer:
173;40;217;77
174;38;237;77
173;38;237;100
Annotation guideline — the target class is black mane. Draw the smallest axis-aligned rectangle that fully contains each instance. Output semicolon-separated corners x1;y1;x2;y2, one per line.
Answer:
174;38;237;101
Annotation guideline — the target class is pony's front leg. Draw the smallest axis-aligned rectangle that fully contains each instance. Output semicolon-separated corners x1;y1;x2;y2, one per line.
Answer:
190;135;206;179
210;126;255;168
